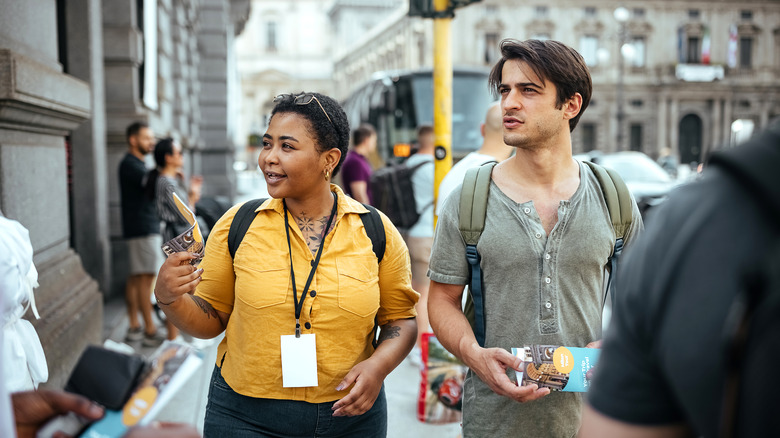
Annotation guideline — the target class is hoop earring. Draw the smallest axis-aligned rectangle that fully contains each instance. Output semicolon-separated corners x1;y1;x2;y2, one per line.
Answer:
324;169;331;181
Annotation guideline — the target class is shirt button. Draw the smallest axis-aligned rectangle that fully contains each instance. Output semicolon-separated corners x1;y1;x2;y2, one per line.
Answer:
545;301;552;309
545;254;551;260
545;277;551;284
310;290;317;297
304;322;311;329
535;232;542;239
523;207;531;214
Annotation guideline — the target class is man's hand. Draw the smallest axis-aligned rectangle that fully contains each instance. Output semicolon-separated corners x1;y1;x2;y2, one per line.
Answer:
466;344;550;403
332;358;386;417
126;422;200;438
12;390;104;438
154;252;203;305
585;340;602;349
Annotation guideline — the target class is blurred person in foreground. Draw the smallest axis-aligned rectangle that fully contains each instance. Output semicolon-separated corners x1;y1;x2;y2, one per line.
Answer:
341;123;377;204
435;101;513;217
580;123;780;437
154;92;418;437
119;122;166;347
427;39;642;437
145;137;204;341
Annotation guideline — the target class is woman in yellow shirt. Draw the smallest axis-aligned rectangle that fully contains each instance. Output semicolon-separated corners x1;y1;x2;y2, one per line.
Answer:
154;92;419;437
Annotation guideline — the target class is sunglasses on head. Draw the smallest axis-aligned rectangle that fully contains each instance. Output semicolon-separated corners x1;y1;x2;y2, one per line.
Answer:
274;93;333;126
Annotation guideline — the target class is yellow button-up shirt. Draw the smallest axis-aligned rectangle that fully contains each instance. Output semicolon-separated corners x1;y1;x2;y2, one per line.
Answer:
195;185;418;403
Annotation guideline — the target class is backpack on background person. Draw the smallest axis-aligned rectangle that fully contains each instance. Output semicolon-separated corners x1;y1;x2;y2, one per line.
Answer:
370;160;431;231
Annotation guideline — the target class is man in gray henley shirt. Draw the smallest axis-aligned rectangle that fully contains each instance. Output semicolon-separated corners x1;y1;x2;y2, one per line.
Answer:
427;39;643;437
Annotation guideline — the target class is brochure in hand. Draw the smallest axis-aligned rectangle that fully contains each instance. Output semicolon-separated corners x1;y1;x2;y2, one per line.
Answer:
79;341;203;438
160;191;204;265
511;345;600;393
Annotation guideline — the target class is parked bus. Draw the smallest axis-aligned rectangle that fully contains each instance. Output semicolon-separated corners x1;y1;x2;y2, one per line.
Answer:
341;67;494;166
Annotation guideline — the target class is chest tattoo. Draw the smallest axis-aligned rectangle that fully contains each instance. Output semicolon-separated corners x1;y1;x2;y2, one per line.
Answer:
296;213;335;255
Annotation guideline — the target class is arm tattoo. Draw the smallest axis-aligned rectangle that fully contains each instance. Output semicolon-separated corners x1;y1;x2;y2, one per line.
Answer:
189;295;219;319
376;325;401;346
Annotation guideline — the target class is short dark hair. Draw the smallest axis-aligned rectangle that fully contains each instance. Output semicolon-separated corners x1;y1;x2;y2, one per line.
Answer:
417;125;434;139
126;121;149;143
270;92;350;177
352;124;376;149
488;39;592;132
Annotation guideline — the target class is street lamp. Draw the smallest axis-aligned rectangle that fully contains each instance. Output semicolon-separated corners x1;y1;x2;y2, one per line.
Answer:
614;6;629;151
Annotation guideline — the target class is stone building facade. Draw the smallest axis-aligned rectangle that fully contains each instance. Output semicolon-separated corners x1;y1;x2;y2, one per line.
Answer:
333;0;780;162
0;0;249;387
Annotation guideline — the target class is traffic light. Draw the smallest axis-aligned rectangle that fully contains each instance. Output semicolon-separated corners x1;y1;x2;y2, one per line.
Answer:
408;0;481;18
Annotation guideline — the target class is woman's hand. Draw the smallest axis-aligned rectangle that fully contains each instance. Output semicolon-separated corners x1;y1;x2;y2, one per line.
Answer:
331;357;386;417
154;252;203;305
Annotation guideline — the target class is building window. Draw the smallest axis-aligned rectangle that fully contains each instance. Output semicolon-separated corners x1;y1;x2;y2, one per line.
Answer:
485;5;498;15
628;36;646;67
582;123;596;151
630;99;643;107
584;7;596;18
688;9;700;20
630;124;643;152
266;21;277;51
740;10;753;21
531;33;551;41
580;35;599;66
484;32;500;64
739;37;753;68
686;36;701;63
535;6;548;18
633;8;645;18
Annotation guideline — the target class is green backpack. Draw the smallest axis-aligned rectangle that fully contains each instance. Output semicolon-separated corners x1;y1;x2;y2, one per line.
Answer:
459;161;634;347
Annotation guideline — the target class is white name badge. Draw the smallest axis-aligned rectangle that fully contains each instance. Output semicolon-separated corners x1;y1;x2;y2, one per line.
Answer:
280;334;318;388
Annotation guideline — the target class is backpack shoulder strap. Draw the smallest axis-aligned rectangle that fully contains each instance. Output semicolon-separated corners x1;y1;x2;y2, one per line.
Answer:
358;203;386;263
583;160;633;240
459;162;496;245
228;198;268;259
458;162;496;348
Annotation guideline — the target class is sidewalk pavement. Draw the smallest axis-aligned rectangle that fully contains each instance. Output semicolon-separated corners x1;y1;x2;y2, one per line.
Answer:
103;296;462;437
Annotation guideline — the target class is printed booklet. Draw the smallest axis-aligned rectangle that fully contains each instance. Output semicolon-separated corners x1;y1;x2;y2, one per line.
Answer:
80;341;203;438
511;345;600;392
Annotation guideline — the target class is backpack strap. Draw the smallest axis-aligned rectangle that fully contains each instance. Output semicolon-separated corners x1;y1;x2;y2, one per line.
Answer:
228;198;268;260
583;160;634;309
358;203;386;263
459;162;496;348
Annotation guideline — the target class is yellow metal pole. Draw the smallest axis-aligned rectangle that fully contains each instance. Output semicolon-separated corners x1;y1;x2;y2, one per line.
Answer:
432;0;452;229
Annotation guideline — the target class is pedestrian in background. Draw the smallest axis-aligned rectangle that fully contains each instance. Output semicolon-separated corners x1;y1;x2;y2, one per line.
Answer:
435;101;513;216
580;123;780;437
153;92;418;437
427;39;643;437
118;122;165;348
341;123;377;204
144;137;204;341
405;125;435;365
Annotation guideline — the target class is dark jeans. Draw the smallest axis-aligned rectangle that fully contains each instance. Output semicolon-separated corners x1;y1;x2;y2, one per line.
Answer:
203;366;387;438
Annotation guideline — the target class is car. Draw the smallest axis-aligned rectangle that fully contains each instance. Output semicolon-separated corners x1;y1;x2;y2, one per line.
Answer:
575;151;680;219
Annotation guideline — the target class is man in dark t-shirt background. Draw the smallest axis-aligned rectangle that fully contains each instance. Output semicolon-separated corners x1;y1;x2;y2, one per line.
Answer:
580;122;780;437
118;122;164;347
341;123;376;205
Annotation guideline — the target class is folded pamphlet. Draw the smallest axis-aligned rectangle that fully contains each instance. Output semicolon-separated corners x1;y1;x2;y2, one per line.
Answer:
160;192;204;265
512;345;600;392
80;341;203;438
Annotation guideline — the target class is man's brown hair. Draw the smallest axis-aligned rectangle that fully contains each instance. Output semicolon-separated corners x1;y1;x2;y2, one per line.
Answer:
488;39;592;132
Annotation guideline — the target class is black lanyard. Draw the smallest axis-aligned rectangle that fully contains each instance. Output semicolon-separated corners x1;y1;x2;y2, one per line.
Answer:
283;192;338;337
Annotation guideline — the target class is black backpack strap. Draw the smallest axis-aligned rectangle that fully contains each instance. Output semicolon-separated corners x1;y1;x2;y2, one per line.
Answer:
358;203;386;263
358;203;386;348
227;198;267;259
